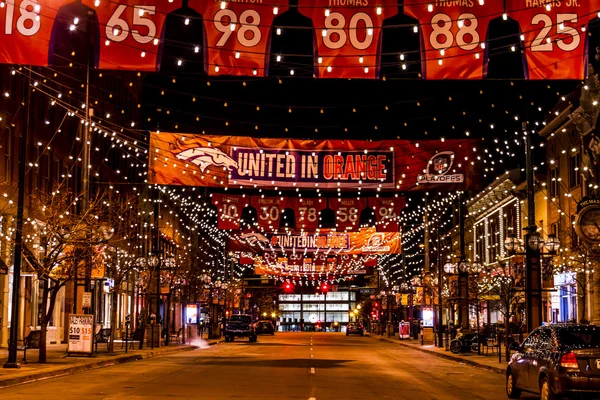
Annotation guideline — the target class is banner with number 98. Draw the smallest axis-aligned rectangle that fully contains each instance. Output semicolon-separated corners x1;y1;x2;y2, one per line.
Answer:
191;0;288;76
299;0;397;79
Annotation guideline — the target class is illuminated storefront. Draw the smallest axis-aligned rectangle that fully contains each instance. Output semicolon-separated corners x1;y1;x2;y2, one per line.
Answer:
278;292;356;331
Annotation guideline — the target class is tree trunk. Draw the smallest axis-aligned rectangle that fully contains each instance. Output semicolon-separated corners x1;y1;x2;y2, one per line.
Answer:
505;317;510;362
39;283;61;363
108;289;119;353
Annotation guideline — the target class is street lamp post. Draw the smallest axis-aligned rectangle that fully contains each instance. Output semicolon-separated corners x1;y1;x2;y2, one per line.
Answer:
443;259;483;354
503;233;559;333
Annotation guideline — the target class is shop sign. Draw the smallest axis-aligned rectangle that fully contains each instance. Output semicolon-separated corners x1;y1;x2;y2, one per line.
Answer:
67;314;94;354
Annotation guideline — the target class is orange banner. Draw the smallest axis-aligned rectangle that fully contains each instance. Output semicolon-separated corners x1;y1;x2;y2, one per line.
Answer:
231;227;401;254
149;132;478;191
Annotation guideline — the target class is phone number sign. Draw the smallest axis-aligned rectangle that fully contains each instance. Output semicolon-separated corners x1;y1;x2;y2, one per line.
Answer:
68;314;94;354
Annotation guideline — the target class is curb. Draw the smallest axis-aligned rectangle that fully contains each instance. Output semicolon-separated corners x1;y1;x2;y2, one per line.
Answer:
0;345;201;389
369;334;506;375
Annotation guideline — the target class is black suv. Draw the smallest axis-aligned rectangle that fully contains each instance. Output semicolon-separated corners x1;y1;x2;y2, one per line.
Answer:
506;324;600;400
256;320;275;335
224;315;257;342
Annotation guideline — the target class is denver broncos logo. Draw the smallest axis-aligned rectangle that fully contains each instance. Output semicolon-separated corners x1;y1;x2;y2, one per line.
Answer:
176;147;239;173
239;232;269;246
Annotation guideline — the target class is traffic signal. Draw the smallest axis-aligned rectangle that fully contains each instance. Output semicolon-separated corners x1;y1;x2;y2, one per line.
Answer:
284;282;293;291
321;283;328;293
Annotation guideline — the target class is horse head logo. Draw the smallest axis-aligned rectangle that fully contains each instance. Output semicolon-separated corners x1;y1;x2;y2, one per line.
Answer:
239;232;269;247
176;147;238;173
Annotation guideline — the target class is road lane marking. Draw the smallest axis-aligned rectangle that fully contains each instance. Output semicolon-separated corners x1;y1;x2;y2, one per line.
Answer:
310;367;315;374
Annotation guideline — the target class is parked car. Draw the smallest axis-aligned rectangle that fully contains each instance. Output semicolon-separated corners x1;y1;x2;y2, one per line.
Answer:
224;314;257;342
256;320;275;335
346;322;364;336
506;324;600;400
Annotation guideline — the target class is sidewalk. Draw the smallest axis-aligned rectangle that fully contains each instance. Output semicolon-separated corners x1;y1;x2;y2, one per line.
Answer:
369;334;508;374
0;337;223;388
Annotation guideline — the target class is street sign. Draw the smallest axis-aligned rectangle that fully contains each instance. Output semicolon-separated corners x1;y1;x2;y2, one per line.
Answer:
67;314;94;355
82;292;92;308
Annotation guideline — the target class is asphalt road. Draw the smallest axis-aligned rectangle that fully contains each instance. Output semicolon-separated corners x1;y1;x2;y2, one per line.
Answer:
0;332;537;400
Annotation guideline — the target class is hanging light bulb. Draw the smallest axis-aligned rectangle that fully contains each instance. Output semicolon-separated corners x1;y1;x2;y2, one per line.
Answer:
220;1;226;9
502;13;508;20
427;3;433;12
325;8;330;16
376;6;382;15
273;6;278;14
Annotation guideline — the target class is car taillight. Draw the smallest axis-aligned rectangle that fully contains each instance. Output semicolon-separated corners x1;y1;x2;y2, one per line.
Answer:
560;352;579;369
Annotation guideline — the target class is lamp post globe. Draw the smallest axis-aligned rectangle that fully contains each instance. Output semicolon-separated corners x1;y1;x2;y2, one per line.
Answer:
544;234;560;253
527;232;544;251
470;261;483;274
504;233;519;253
443;262;456;274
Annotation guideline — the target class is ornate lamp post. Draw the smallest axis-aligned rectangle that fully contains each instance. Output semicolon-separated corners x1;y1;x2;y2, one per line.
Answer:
443;258;484;353
503;233;559;332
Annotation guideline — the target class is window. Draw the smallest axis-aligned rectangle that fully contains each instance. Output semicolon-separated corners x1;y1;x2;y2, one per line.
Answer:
569;152;581;189
523;330;541;351
488;214;499;262
474;222;486;264
503;201;519;239
571;215;579;248
549;167;559;198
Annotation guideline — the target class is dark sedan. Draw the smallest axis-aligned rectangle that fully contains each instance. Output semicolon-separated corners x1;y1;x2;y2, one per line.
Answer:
506;324;600;400
256;320;275;335
346;322;364;336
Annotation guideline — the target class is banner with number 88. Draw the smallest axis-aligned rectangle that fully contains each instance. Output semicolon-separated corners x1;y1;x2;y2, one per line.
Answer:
404;0;504;79
299;0;397;79
191;0;288;76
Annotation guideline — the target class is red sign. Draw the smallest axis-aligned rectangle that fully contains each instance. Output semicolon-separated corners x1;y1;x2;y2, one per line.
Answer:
404;0;503;79
83;0;178;70
289;197;327;231
150;133;479;191
190;0;288;76
506;0;594;80
251;196;290;230
328;198;366;231
299;0;396;78
369;197;406;232
0;0;71;66
212;193;246;230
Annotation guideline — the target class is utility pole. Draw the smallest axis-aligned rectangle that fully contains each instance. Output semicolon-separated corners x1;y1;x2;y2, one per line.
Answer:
524;123;542;332
436;201;443;347
458;192;469;330
3;70;31;369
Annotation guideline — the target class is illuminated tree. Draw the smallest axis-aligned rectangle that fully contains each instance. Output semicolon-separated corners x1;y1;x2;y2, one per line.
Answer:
23;186;110;363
